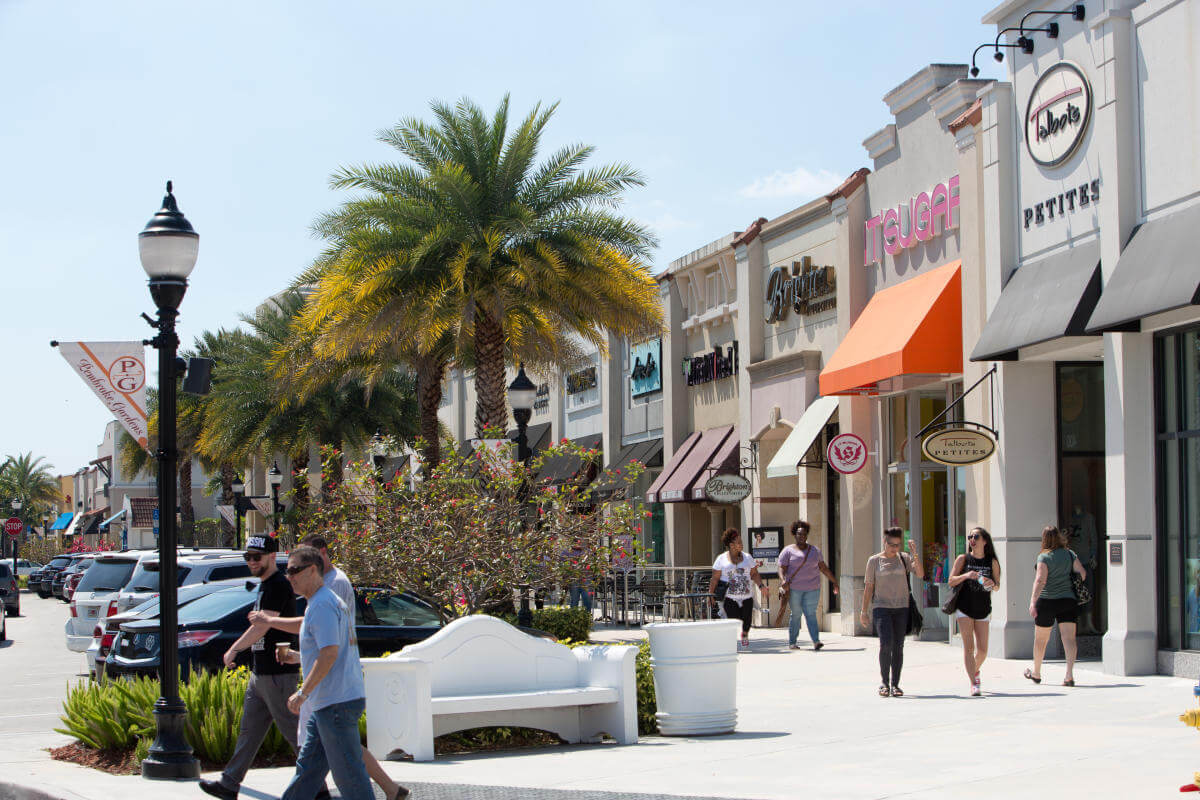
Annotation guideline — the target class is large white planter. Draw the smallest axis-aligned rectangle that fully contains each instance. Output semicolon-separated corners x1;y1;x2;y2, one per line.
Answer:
644;620;741;736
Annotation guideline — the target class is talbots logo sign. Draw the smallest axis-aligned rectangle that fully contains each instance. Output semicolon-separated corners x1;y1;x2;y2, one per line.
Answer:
1025;62;1092;168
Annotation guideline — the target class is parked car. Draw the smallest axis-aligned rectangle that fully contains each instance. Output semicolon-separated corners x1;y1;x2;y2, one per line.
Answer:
54;554;98;599
0;595;6;641
66;551;142;656
0;563;18;616
13;559;43;578
34;555;73;598
114;550;260;614
89;578;253;681
107;585;443;680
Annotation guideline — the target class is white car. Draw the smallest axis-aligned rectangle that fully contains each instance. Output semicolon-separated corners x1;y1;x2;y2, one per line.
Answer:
14;559;43;577
114;550;265;615
65;551;142;652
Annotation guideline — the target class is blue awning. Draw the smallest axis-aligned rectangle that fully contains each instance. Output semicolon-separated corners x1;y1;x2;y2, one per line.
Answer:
49;512;73;531
99;509;126;531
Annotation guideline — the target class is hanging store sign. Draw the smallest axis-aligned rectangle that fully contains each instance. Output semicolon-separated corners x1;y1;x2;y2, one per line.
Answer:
826;433;867;474
921;427;996;466
684;341;739;386
534;383;550;412
704;474;752;504
1025;62;1092;168
630;339;662;397
566;366;597;394
864;175;959;265
764;256;837;323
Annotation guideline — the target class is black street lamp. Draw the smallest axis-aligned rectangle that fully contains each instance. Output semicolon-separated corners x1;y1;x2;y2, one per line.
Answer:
231;474;245;550
508;365;537;627
138;181;201;780
267;461;283;531
370;429;387;480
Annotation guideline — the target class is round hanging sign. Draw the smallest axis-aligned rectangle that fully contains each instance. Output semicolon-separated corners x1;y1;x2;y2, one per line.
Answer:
704;474;751;504
1025;62;1092;168
921;428;996;466
826;433;868;475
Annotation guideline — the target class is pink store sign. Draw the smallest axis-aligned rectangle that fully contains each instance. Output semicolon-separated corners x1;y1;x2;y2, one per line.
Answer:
863;175;959;265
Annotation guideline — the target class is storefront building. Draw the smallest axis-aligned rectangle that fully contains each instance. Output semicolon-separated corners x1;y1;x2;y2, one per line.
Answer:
976;0;1200;675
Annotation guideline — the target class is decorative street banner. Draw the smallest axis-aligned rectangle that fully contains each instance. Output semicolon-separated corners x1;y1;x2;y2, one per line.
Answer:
217;505;236;527
57;341;149;450
249;498;275;518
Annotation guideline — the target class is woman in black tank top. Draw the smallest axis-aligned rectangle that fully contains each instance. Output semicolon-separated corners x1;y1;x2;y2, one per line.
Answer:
948;528;1001;697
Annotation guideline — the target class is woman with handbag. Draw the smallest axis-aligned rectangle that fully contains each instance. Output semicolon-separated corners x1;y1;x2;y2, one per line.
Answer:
777;520;839;650
709;528;765;650
860;527;924;697
945;527;1001;696
1025;525;1087;686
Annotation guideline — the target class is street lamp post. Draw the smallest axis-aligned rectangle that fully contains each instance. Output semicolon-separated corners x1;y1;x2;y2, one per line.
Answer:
370;429;387;481
231;475;245;550
508;365;537;627
138;181;201;780
10;498;21;579
267;462;283;532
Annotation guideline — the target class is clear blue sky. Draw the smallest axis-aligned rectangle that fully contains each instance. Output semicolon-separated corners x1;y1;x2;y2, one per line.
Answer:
0;1;1003;480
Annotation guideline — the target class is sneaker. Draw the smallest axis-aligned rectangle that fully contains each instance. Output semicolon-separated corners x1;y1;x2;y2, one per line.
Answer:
813;641;824;651
740;635;749;649
970;684;982;697
199;780;238;800
788;643;799;650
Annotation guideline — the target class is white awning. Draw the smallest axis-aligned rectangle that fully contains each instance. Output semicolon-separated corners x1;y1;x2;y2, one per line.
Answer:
765;396;839;479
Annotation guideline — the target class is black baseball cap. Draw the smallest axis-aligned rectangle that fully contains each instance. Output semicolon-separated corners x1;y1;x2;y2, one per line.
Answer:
245;534;279;554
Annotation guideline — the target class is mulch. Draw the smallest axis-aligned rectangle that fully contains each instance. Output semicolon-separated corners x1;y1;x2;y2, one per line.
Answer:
49;742;295;776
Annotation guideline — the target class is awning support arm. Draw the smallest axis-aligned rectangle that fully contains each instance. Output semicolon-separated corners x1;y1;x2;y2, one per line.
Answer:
911;365;998;444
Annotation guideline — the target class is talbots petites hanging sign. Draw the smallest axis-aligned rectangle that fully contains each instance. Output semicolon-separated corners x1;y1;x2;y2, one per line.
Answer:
921;428;996;466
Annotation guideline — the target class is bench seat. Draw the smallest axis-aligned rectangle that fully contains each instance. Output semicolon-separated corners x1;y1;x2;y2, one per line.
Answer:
432;686;618;715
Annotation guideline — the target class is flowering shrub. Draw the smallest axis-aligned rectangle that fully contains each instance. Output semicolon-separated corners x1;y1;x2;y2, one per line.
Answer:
65;538;118;554
293;439;648;623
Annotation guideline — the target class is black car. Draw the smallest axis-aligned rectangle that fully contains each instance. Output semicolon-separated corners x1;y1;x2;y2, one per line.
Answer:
0;564;18;616
53;556;95;600
106;584;443;680
35;555;73;598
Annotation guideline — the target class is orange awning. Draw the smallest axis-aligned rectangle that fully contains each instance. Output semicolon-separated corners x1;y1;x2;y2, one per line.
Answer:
819;261;962;396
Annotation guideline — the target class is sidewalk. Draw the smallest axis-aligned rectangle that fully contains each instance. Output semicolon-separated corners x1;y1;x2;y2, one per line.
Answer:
2;622;1197;799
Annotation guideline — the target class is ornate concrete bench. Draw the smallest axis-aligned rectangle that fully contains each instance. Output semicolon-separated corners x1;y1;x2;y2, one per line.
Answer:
362;615;638;762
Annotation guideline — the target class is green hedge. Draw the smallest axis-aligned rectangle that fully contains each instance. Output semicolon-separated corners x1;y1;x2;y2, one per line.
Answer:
498;606;593;642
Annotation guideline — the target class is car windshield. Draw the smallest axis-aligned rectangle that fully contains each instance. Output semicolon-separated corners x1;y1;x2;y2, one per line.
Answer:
178;587;255;624
127;562;192;592
76;559;137;593
48;557;72;568
358;592;441;627
0;565;10;579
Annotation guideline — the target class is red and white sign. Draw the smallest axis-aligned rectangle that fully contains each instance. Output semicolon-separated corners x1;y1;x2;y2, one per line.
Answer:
863;175;959;265
57;341;149;451
827;433;868;475
4;518;23;539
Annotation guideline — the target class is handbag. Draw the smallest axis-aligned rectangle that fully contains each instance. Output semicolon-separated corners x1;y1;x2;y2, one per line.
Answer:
900;553;924;636
940;582;964;616
1069;551;1092;606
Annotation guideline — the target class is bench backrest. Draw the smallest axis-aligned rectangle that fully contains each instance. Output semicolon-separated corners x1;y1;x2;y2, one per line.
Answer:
392;615;581;696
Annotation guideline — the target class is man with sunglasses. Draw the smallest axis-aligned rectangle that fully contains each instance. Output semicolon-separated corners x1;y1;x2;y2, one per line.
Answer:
200;534;306;800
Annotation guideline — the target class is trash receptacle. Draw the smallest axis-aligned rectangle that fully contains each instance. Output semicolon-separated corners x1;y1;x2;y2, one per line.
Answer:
644;620;741;735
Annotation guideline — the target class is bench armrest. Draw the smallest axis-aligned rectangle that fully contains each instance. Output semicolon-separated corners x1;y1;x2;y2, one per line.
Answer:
362;656;434;761
572;645;638;745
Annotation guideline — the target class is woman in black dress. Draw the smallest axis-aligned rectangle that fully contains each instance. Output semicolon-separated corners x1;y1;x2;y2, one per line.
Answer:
948;527;1001;696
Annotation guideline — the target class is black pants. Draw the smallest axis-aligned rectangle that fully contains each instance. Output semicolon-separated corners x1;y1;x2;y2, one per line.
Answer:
873;607;909;687
723;596;754;634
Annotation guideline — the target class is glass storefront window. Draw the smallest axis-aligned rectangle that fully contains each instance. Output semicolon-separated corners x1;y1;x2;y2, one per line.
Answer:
888;396;908;464
889;471;911;536
920;469;949;587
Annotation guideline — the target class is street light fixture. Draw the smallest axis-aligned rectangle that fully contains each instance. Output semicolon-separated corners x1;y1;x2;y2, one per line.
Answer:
267;461;283;532
370;429;387;479
508;365;537;627
138;181;201;780
231;475;245;550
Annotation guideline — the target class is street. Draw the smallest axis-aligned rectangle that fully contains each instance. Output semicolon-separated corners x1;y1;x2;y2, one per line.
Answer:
2;592;1199;799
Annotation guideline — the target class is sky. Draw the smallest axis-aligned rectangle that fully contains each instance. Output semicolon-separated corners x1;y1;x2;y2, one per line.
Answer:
0;0;1006;480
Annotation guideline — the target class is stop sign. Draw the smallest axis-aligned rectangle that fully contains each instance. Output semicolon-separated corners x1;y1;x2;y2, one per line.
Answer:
4;517;22;538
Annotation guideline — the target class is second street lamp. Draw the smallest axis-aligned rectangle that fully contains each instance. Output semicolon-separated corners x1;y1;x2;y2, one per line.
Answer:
138;181;201;780
268;461;283;531
508;365;537;628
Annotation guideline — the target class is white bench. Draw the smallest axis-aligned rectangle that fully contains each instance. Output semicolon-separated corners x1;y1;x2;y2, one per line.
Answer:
362;615;638;762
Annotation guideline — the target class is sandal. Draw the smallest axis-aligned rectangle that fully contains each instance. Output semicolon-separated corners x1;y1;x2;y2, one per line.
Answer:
393;788;411;800
1023;668;1041;684
878;684;891;697
813;641;824;651
1062;679;1075;687
890;686;903;697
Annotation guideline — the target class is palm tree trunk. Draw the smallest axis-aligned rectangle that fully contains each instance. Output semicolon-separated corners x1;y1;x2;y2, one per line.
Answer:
416;353;447;469
179;457;194;547
473;303;509;438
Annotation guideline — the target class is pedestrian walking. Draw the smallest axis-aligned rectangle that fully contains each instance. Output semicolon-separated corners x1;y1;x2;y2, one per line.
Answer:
777;520;839;651
277;545;375;800
860;527;924;697
1025;525;1087;687
947;527;1000;696
709;528;765;650
252;536;408;800
199;535;310;800
564;539;593;613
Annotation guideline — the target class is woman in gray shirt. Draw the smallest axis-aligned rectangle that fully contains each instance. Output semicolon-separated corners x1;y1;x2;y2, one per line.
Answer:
860;527;924;697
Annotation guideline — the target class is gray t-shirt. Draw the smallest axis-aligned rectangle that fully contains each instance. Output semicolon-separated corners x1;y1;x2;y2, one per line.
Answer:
865;553;912;610
1036;549;1076;600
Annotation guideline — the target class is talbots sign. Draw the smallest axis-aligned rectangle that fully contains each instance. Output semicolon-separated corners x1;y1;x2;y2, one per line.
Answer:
1025;62;1092;168
921;428;996;466
704;474;752;504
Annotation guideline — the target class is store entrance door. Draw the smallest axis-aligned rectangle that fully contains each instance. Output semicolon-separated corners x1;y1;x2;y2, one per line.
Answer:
1056;362;1106;636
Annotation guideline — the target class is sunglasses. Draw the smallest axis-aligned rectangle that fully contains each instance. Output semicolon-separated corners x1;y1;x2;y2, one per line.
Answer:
967;534;982;541
243;553;265;562
285;563;313;576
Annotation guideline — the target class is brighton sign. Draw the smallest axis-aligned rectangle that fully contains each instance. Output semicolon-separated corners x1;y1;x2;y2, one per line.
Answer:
704;474;752;504
921;427;996;466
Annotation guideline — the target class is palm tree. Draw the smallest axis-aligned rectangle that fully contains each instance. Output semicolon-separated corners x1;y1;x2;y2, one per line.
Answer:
310;95;662;440
0;452;60;518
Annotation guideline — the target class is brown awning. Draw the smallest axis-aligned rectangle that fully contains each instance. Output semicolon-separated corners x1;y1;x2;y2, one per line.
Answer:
655;426;736;503
644;432;701;503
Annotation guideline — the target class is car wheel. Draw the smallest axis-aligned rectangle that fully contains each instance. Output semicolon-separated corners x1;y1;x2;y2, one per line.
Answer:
37;590;49;599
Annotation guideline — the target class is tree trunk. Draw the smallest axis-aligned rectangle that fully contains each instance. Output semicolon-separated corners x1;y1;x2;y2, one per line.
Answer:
473;303;509;438
179;456;195;547
219;463;235;549
322;445;344;498
292;449;311;512
416;353;447;470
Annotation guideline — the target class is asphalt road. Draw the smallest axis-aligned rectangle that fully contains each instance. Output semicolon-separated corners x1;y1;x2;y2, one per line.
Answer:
0;589;87;764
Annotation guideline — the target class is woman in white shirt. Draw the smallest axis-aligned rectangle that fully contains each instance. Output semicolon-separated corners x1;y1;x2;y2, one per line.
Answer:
709;527;766;649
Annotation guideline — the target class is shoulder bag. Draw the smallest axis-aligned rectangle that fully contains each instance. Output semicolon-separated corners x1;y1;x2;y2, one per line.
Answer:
901;553;924;636
940;555;965;616
1068;550;1092;606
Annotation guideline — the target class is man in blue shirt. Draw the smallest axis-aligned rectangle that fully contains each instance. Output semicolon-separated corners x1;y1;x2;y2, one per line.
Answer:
279;545;373;800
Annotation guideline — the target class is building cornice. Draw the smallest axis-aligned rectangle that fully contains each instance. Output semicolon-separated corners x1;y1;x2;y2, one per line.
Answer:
930;79;992;126
882;64;967;116
863;125;897;160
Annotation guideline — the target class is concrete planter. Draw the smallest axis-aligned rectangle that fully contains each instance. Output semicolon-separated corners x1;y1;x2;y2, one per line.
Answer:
644;620;741;735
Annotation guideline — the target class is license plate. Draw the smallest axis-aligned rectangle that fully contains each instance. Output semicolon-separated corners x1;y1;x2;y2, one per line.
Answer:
86;608;98;617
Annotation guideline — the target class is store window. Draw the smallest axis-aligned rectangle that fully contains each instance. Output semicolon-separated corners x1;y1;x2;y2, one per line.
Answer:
1157;328;1200;651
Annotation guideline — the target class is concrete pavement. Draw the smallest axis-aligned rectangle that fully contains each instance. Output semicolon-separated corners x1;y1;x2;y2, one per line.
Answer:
2;592;1198;799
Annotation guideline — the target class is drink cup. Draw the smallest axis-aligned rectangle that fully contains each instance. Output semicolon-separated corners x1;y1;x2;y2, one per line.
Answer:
275;642;291;663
